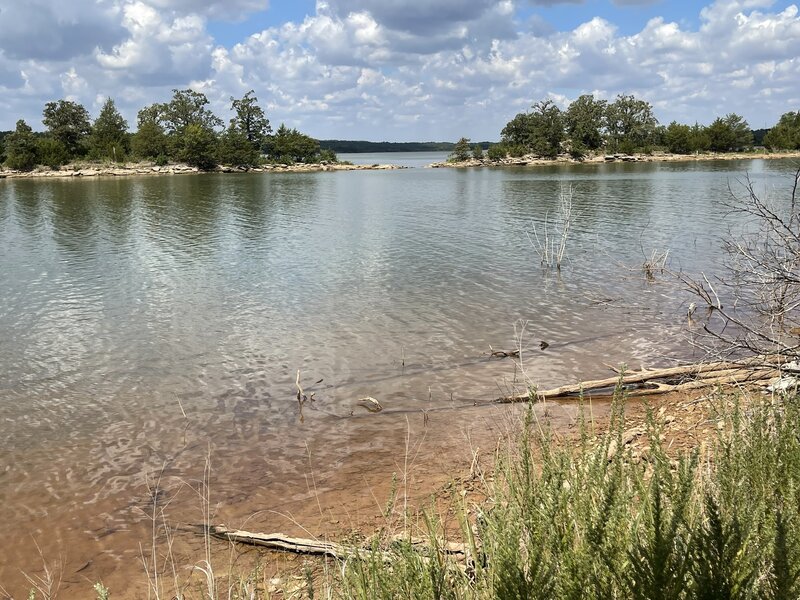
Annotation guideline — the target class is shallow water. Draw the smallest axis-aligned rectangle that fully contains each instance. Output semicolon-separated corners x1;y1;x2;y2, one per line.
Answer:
0;157;796;594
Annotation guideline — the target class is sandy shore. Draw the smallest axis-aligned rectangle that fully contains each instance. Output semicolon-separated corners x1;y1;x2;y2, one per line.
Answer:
430;150;800;169
0;161;405;180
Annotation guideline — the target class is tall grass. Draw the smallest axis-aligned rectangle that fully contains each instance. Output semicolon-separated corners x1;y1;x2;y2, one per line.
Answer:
339;390;800;599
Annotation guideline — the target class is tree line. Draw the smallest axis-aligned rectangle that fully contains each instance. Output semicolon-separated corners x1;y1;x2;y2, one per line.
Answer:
451;94;800;162
0;89;338;171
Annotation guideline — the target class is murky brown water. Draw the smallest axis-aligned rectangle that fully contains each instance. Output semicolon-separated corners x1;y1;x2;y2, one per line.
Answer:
1;157;796;596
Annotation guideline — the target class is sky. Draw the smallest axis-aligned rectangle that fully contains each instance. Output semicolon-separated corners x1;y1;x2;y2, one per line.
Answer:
0;0;798;141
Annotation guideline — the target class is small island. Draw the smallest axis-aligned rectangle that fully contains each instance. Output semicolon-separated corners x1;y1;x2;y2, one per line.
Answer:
431;94;800;168
0;89;405;178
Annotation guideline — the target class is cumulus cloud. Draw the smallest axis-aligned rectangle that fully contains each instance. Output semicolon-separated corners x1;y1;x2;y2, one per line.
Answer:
0;0;125;61
146;0;269;20
0;0;799;140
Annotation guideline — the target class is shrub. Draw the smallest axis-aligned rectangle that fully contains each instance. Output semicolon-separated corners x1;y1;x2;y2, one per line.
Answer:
487;144;507;161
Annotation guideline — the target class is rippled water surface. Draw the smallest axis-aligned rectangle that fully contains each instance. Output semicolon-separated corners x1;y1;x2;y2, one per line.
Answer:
1;157;797;593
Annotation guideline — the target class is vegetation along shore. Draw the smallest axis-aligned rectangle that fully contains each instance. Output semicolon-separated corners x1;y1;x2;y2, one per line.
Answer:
2;91;800;177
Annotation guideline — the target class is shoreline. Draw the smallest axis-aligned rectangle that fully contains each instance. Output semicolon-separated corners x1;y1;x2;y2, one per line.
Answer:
0;161;406;180
2;151;798;181
430;150;800;168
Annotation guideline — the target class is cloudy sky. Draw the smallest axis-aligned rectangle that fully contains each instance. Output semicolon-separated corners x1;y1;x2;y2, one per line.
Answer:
0;0;798;141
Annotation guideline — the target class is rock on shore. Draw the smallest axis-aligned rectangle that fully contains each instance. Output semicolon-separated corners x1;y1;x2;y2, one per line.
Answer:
429;150;800;169
0;161;405;180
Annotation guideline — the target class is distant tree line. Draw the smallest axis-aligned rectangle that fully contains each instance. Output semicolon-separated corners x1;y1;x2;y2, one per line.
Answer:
318;140;491;153
452;94;800;162
0;89;337;172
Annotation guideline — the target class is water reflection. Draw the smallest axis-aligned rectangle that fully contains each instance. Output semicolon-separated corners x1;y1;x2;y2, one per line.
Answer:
0;160;798;595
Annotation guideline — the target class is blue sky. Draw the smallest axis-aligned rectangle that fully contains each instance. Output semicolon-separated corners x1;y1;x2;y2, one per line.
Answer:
0;0;798;140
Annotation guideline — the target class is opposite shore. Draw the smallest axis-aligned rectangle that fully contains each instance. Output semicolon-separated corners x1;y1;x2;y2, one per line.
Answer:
430;149;800;168
1;151;799;182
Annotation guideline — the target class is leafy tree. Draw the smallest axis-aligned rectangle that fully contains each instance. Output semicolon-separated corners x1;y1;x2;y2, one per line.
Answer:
0;132;7;164
605;94;658;152
160;89;223;136
500;113;535;148
763;112;800;150
230;90;271;151
565;94;607;151
88;98;129;162
665;122;693;154
502;100;564;158
216;125;261;167
4;120;39;171
690;123;711;152
450;137;471;162
472;144;484;160
707;114;753;152
42;99;92;157
173;123;218;170
36;137;70;168
131;105;168;160
529;100;564;158
266;124;320;163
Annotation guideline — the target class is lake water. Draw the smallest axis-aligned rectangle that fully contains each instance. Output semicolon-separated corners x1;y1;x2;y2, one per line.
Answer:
0;156;797;594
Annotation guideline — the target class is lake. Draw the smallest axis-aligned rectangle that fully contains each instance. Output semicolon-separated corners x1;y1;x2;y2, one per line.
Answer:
0;156;796;594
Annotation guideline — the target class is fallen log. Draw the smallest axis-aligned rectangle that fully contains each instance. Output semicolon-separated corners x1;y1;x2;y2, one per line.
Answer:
195;525;361;560
497;356;784;403
193;524;467;562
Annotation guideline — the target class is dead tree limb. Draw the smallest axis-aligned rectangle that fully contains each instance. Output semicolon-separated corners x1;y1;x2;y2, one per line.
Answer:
193;524;468;563
497;356;785;402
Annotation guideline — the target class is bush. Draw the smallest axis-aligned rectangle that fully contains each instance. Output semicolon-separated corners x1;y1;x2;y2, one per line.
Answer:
487;144;507;161
36;137;70;169
340;391;800;599
318;148;338;163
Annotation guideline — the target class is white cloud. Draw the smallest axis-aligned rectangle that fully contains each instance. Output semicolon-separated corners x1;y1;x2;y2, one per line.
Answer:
0;0;799;140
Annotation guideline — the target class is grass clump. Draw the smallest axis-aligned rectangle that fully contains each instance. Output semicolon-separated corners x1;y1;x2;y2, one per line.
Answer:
339;390;800;599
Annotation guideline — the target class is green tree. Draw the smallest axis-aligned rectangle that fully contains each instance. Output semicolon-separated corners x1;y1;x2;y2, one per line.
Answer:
565;94;607;151
266;124;320;163
160;89;223;136
131;105;168;160
763;112;800;150
450;137;471;161
36;137;70;168
216;125;261;167
501;100;564;158
472;144;484;160
230;90;271;151
529;100;564;158
605;94;658;153
4;120;39;171
665;122;693;154
707;114;753;152
42;99;92;157
689;123;710;152
173;123;218;170
500;112;535;149
88;98;129;162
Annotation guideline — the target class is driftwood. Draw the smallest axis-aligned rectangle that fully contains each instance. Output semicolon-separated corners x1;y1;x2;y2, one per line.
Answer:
498;356;786;403
194;524;468;563
197;524;368;560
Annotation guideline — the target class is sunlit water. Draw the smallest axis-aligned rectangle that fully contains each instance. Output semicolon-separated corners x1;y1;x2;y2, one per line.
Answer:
0;157;797;593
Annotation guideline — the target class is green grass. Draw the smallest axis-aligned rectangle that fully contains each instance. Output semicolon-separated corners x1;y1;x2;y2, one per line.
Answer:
338;390;800;599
